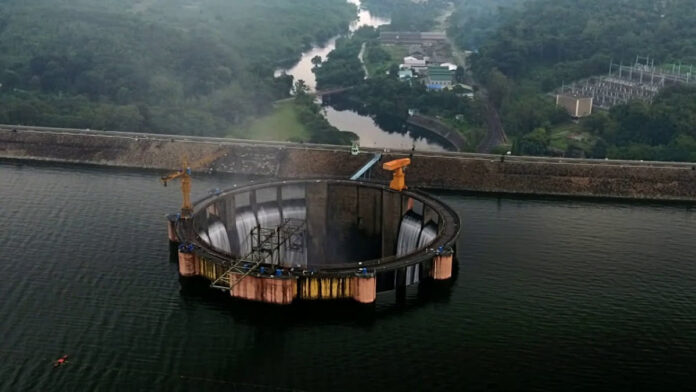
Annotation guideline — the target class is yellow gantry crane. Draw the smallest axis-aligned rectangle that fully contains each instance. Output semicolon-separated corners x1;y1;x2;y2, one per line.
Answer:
161;149;227;218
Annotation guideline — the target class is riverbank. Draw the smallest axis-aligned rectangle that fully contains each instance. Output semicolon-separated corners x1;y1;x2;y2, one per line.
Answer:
2;126;696;202
406;114;468;151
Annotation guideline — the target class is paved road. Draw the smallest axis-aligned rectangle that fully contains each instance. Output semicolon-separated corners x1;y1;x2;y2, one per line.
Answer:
358;42;369;79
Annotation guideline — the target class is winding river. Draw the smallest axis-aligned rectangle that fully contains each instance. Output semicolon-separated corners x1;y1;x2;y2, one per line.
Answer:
275;0;449;152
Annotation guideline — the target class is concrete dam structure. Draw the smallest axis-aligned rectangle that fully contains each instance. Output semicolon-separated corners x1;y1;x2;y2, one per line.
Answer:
168;179;460;305
2;126;696;202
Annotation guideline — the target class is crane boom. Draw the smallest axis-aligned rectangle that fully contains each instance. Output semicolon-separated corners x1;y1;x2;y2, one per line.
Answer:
161;150;227;218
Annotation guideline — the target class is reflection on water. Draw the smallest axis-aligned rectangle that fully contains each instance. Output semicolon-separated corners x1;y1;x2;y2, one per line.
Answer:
324;106;448;151
274;37;338;91
3;164;696;391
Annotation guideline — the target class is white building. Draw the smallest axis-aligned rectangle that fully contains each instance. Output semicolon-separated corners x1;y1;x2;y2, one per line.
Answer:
398;69;413;80
440;62;458;71
402;56;429;72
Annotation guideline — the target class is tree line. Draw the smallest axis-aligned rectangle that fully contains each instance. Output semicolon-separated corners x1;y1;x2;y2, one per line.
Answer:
0;0;355;136
467;0;696;161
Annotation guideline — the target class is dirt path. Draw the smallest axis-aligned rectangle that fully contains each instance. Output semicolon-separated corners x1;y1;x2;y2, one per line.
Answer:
476;100;509;153
358;42;369;79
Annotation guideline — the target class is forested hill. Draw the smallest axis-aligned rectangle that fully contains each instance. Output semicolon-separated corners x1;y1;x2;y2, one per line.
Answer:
0;0;354;135
453;0;696;161
472;0;696;90
361;0;449;31
448;0;527;51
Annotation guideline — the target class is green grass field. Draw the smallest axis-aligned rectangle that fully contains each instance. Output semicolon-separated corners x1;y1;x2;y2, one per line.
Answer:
366;44;408;76
549;122;594;151
229;102;309;142
381;44;408;63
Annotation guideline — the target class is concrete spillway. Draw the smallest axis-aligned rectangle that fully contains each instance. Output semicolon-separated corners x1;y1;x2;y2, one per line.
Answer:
169;179;460;305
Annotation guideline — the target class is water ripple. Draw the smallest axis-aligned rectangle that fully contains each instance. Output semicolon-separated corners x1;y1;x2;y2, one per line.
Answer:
1;164;696;391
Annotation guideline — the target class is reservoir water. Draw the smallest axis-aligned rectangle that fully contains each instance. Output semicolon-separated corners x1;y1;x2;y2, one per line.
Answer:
2;163;696;391
274;0;449;152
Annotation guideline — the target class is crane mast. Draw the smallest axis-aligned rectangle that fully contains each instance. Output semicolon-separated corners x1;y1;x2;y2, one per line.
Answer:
161;150;226;218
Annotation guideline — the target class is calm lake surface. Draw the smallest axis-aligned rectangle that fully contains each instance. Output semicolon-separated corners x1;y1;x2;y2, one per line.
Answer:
323;106;448;151
2;163;696;391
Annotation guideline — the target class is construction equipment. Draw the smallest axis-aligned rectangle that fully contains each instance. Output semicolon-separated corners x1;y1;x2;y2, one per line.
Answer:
382;158;411;191
161;150;227;218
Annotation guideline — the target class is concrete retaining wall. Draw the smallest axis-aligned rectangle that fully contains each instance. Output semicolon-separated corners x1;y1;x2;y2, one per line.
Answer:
2;127;696;201
406;114;468;151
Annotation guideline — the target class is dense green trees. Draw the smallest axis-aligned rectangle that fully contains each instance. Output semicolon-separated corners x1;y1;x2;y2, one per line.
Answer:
461;0;696;161
334;73;481;135
513;127;549;156
362;0;449;31
473;0;696;87
293;85;357;145
595;86;696;160
314;28;378;90
448;0;528;50
314;16;485;144
0;0;355;135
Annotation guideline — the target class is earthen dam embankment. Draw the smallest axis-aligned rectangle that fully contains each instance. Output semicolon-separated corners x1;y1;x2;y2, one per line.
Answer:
2;125;696;202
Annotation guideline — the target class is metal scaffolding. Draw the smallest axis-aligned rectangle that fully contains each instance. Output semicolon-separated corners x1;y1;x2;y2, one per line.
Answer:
210;218;306;290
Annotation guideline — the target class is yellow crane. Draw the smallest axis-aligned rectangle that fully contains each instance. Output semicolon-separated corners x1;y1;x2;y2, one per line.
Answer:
161;149;227;218
382;158;411;191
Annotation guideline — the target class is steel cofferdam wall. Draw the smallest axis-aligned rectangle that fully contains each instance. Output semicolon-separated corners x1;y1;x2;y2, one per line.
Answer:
2;127;696;201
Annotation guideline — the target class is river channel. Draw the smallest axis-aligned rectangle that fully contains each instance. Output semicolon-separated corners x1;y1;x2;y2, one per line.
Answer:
274;0;449;152
2;162;695;391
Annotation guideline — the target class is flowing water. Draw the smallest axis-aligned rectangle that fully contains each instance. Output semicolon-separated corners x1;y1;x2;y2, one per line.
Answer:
281;203;308;267
206;221;231;254
256;205;282;231
396;212;424;256
417;222;438;249
234;209;257;256
2;163;696;391
198;230;210;246
397;214;436;285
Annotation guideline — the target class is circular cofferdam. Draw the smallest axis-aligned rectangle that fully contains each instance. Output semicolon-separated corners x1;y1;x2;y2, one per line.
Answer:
177;179;460;304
